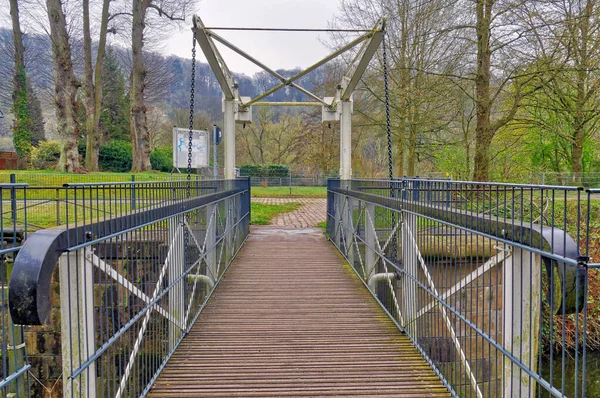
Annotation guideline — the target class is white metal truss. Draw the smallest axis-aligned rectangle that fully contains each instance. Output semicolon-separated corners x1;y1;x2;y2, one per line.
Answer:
95;204;233;398
192;15;384;112
114;223;185;398
402;220;483;398
363;206;404;325
334;196;404;325
413;246;511;321
192;15;385;179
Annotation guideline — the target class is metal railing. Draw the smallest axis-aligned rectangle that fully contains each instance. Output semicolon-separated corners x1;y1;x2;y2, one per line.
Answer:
0;174;210;232
0;173;189;186
9;178;250;397
0;183;30;398
327;178;590;397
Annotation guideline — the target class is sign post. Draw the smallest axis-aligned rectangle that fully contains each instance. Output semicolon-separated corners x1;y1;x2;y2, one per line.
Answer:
212;125;222;179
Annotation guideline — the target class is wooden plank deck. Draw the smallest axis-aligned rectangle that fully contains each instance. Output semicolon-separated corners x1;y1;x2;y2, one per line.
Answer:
149;227;450;397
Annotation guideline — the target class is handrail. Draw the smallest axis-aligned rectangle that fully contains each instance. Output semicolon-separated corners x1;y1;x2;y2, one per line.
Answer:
328;181;584;314
9;182;248;325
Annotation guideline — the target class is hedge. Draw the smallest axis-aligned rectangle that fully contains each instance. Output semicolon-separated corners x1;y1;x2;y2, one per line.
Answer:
239;164;289;177
31;140;62;169
99;141;132;172
150;147;172;172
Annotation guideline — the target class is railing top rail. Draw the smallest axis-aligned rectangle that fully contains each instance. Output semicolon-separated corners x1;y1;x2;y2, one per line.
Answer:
327;179;585;315
9;179;250;326
337;177;585;191
0;183;28;188
61;178;242;188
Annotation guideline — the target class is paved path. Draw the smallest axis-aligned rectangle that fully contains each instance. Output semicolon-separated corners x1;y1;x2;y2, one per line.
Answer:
252;198;326;228
149;227;450;397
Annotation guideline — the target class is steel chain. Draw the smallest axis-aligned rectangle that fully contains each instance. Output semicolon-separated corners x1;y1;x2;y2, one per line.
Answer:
184;28;197;272
188;29;196;190
382;30;398;264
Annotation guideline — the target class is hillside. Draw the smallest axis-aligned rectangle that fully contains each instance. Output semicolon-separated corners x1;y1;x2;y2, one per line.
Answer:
0;27;328;147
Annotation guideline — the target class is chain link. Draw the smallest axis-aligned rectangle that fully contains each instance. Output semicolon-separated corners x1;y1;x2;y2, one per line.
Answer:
382;30;398;264
184;28;197;272
188;29;197;192
383;31;393;182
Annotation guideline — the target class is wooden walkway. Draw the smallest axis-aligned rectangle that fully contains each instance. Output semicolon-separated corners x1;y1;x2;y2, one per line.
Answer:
149;227;450;397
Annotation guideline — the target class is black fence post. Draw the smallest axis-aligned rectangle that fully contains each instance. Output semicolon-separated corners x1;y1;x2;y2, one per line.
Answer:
10;174;17;224
131;175;136;210
56;188;61;226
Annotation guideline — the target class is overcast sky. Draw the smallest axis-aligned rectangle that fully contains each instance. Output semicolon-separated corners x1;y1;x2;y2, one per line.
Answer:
168;0;342;76
0;0;343;76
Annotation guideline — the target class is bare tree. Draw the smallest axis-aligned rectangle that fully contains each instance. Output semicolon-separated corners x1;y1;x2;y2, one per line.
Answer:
46;0;82;172
82;0;111;171
517;0;600;178
129;0;194;172
335;0;462;177
9;0;32;158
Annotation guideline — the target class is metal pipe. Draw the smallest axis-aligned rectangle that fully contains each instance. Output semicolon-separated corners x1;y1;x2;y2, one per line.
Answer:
201;27;374;32
187;275;215;289
244;32;372;108
251;101;322;107
367;272;397;291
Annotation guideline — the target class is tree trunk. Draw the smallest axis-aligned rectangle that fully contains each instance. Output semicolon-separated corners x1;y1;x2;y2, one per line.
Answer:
47;0;82;173
130;0;152;172
464;127;471;179
10;0;32;162
473;0;493;182
396;133;404;177
83;0;110;171
570;0;592;183
407;124;417;176
82;0;95;171
572;70;586;179
9;0;24;77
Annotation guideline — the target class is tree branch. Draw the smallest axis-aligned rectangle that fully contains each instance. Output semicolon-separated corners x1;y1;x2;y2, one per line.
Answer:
148;4;185;21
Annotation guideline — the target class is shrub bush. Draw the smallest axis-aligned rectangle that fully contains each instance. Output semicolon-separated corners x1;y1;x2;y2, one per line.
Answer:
31;140;61;169
35;141;62;162
239;164;289;177
99;140;132;172
150;147;172;172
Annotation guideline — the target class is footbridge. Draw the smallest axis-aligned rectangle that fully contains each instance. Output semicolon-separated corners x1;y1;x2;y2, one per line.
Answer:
0;177;593;398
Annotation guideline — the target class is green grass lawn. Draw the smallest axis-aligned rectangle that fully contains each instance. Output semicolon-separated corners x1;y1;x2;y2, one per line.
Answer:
251;202;302;225
0;170;179;186
251;186;326;198
13;201;303;230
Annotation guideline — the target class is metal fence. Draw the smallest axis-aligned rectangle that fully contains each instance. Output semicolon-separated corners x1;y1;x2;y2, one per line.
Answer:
247;176;330;187
8;178;250;397
0;174;213;232
530;172;600;188
0;183;30;398
327;178;591;397
0;173;189;186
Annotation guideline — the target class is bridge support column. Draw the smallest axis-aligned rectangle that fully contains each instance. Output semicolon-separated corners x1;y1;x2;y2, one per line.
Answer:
334;194;341;248
339;97;353;180
401;212;417;336
503;249;541;398
226;197;235;261
223;97;236;180
59;250;97;398
344;196;355;266
365;203;376;280
206;204;217;280
168;217;184;342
